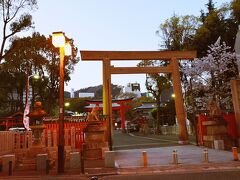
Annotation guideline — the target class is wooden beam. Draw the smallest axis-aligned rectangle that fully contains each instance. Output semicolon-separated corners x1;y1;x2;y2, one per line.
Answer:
81;50;197;61
110;66;173;74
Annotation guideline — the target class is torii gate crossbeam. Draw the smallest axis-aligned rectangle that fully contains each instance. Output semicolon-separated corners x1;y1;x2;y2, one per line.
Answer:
81;50;196;150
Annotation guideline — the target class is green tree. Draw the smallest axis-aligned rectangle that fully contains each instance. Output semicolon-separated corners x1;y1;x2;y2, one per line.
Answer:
2;32;79;115
151;99;176;126
156;14;199;50
193;0;229;57
64;98;88;114
0;0;37;62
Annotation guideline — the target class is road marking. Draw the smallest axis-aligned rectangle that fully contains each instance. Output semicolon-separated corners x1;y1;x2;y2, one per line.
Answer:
114;142;174;148
128;133;179;143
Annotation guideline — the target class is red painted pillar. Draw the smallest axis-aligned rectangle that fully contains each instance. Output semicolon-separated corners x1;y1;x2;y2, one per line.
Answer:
120;103;125;130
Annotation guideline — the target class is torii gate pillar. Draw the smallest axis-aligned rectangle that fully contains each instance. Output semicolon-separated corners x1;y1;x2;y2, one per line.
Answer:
171;58;188;143
102;58;113;150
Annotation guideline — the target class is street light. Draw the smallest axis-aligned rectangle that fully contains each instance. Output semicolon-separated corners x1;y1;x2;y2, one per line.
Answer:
52;31;72;173
23;74;40;130
64;102;70;107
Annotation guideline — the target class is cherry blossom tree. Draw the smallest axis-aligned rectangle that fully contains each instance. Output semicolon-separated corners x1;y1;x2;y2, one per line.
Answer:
182;38;239;112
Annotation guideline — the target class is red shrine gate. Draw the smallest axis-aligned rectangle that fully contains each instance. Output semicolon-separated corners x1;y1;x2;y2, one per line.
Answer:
85;98;132;130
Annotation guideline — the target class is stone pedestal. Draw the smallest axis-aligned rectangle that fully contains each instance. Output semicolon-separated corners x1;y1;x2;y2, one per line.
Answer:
214;140;224;150
104;151;115;168
202;116;231;149
70;152;80;169
2;154;15;174
30;125;45;147
83;121;107;160
36;154;48;171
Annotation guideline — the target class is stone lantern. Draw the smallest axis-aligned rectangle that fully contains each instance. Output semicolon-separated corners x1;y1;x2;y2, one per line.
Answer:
27;101;47;147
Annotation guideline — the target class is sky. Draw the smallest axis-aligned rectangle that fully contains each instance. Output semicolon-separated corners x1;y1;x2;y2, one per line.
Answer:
30;0;232;92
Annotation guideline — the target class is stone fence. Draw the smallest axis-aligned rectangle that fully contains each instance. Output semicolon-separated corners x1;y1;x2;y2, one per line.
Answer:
0;121;100;156
160;125;192;135
0;131;32;156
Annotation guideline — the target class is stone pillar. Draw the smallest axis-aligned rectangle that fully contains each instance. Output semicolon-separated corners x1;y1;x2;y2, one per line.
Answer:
70;152;80;168
41;129;46;147
15;132;21;149
53;129;57;147
47;130;52;147
64;129;69;146
28;131;32;149
104;151;115;168
2;154;15;174
36;154;48;171
71;127;75;149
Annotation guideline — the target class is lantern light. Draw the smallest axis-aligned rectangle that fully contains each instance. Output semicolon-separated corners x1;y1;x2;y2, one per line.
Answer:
52;32;65;47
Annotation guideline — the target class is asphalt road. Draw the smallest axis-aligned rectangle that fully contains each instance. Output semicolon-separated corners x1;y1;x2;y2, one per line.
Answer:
113;130;181;150
2;169;240;180
100;170;240;180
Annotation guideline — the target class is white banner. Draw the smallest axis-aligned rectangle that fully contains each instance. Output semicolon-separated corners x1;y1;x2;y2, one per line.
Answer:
23;103;30;130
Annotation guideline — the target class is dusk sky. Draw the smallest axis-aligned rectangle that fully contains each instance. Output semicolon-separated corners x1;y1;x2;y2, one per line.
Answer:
30;0;231;92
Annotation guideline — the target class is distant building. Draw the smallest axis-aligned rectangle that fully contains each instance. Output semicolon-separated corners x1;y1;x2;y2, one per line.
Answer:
70;88;74;98
64;91;71;98
79;92;94;98
124;82;141;98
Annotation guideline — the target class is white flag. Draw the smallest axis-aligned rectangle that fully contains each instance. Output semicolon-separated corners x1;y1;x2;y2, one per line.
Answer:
23;103;30;130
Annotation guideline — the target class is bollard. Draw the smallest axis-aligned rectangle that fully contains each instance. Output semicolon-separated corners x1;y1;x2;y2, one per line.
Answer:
46;159;50;175
8;161;12;176
203;148;209;163
172;149;178;164
80;146;85;174
232;147;239;161
142;151;148;167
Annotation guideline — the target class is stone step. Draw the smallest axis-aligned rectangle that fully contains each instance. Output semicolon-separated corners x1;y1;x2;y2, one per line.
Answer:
84;148;102;160
84;159;104;168
21;158;36;164
17;163;36;171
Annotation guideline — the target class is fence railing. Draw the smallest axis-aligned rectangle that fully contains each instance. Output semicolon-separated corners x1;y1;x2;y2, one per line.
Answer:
0;131;32;155
0;120;107;155
42;122;88;149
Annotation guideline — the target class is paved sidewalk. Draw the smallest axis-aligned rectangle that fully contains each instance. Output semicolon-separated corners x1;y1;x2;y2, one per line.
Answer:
1;145;240;179
114;145;238;168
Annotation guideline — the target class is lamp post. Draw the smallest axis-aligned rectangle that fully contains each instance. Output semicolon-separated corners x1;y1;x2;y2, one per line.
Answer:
25;74;40;106
52;32;72;173
23;74;40;130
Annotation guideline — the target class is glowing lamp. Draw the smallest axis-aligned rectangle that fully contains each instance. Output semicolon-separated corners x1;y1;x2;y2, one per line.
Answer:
64;102;70;107
64;42;72;56
52;32;65;47
32;74;40;80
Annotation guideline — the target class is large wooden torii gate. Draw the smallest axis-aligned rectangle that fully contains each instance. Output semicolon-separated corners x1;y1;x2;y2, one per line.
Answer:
81;50;196;149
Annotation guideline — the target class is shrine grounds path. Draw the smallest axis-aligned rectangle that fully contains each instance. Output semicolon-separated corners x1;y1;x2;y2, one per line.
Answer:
113;130;196;150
